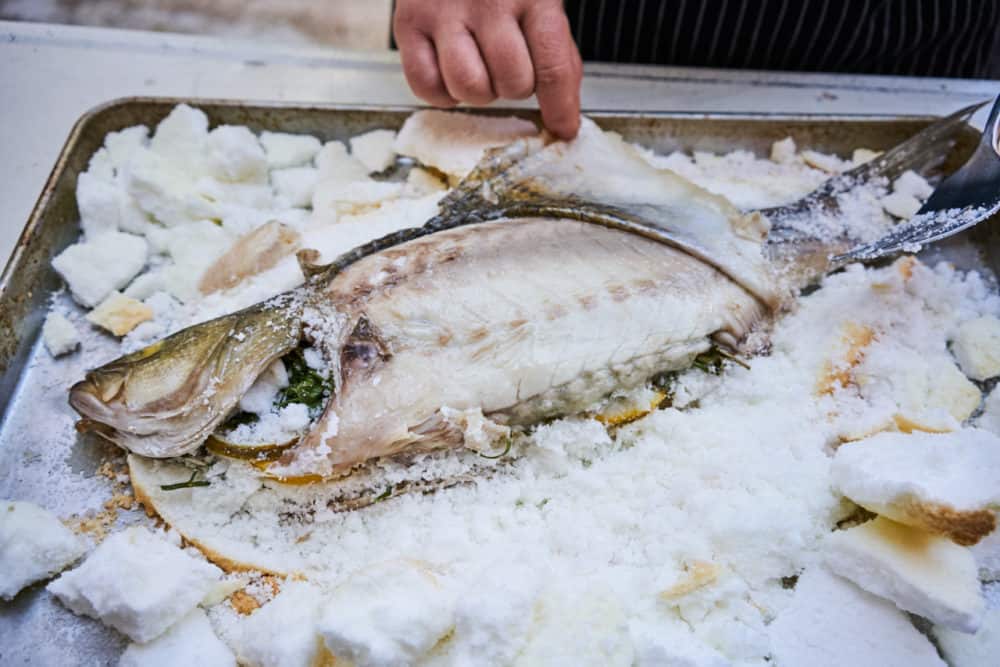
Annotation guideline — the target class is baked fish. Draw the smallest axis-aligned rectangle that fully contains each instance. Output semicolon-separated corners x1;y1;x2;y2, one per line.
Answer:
70;119;819;478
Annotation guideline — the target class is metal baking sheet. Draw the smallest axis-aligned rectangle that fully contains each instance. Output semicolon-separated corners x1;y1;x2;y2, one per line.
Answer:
0;98;993;665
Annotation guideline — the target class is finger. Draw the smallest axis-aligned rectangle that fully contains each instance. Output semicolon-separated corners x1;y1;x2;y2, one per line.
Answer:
475;19;535;100
395;26;457;107
435;26;497;106
522;5;582;139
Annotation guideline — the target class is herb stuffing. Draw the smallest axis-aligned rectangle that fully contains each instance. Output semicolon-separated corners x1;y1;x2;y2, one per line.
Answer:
277;349;332;411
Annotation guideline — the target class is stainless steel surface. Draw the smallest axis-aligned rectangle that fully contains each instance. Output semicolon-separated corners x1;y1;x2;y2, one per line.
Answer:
0;99;994;665
837;95;1000;262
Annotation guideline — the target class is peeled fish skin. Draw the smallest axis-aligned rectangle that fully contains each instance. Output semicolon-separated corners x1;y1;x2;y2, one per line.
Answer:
69;118;778;470
274;216;766;477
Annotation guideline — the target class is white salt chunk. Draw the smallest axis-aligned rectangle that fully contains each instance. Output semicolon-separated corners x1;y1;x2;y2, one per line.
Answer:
52;231;148;307
104;125;150;170
825;517;984;632
42;311;80;357
630;619;729;667
0;501;85;600
933;608;1000;667
514;587;634;666
318;563;455;666
125;150;202;227
119;608;236;667
393;109;538;178
149;104;210;170
76;172;124;238
832;429;1000;541
894;170;934;201
207;126;268;184
85;147;115;183
228;581;331;667
312;179;406;218
769;567;944;667
881;191;922;219
271;167;319;208
970;523;1000;581
349;129;397;173
769;137;796;164
260;131;322;169
314;140;368;183
951;316;1000;381
47;527;222;643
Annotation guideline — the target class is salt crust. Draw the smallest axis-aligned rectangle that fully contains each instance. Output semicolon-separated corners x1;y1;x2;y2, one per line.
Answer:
0;501;86;600
832;429;1000;538
350;129;398;173
48;107;1000;662
317;561;455;666
41;311;80;357
933;607;1000;666
47;526;222;642
769;567;944;667
951;315;1000;381
127;255;1000;664
211;581;331;667
826;517;984;632
393;110;539;178
119;608;236;667
51;231;148;307
260;131;322;169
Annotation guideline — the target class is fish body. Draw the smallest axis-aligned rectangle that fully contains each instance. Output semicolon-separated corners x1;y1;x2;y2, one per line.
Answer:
70;119;790;476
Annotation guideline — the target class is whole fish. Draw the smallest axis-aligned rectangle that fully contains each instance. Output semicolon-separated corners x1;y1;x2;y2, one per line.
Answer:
70;119;836;478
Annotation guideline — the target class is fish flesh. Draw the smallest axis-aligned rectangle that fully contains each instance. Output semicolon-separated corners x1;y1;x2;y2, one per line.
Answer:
70;118;804;478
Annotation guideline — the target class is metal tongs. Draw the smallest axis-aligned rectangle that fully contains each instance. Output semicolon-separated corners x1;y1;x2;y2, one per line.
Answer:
834;95;1000;263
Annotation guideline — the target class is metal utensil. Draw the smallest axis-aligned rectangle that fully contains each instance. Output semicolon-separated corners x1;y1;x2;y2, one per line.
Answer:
832;96;1000;263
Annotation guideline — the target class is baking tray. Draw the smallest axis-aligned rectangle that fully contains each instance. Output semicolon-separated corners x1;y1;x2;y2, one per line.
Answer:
0;98;993;665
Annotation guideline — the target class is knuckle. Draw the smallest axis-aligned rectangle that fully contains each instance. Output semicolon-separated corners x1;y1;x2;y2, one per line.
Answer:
534;59;575;86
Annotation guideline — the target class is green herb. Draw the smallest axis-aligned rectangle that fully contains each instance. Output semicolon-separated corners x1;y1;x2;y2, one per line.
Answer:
277;349;332;410
478;437;512;460
536;498;550;509
373;486;393;503
160;470;211;491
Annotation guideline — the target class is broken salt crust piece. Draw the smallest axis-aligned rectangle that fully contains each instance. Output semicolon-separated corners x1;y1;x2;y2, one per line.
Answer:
119;608;236;667
318;562;455;666
271;167;319;208
768;567;944;667
350;129;398;173
881;191;923;219
825;516;984;633
932;608;1000;667
47;526;222;643
42;311;81;356
260;131;322;169
86;291;154;336
0;501;86;600
852;148;882;166
951;316;1000;381
314;140;369;183
977;387;1000;437
51;231;148;308
801;149;850;173
832;429;1000;545
893;170;934;201
227;581;333;667
393;109;539;178
206;125;268;184
769;137;796;164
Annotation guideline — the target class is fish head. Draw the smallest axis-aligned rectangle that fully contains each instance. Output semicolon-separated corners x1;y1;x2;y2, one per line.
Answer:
70;295;303;458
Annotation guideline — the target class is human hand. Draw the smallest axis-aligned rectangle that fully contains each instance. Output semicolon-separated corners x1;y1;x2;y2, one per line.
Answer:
393;0;583;139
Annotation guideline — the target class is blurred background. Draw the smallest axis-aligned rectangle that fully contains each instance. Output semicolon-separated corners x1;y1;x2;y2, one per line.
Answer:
0;0;393;50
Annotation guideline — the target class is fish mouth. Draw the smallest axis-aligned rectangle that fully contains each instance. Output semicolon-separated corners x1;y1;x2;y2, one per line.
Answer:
69;295;304;459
